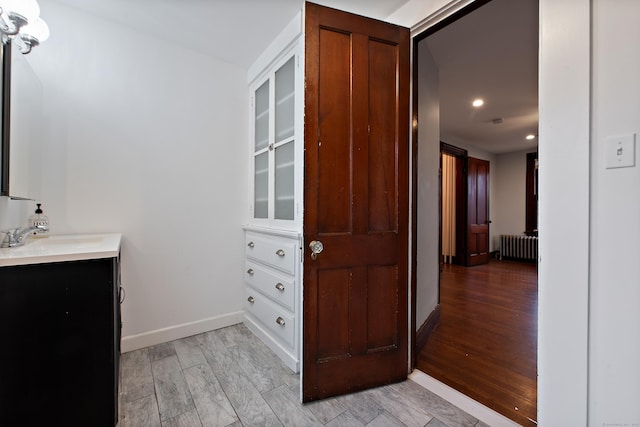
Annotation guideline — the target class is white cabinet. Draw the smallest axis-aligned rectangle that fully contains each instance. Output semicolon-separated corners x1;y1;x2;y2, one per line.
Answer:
243;227;300;372
249;25;303;229
244;13;303;372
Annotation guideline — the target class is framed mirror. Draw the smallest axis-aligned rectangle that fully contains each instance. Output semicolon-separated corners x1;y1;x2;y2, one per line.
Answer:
1;41;43;200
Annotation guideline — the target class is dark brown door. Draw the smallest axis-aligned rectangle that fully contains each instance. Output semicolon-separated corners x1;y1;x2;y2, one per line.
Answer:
466;157;490;266
303;2;410;401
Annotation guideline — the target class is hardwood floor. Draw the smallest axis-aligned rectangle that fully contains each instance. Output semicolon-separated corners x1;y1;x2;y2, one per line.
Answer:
119;323;488;426
416;259;538;426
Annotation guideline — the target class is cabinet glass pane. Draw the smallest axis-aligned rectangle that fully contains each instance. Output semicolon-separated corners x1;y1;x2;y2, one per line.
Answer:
275;57;295;143
254;152;268;218
255;80;269;152
274;141;294;220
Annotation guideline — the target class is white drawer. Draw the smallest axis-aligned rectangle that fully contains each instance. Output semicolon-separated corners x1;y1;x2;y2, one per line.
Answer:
245;232;297;275
245;289;295;350
244;261;295;311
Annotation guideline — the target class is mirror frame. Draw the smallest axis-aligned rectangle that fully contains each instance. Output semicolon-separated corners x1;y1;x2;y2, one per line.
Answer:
0;43;6;196
1;42;11;196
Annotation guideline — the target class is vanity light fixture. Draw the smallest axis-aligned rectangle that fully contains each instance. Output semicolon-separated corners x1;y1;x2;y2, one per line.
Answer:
0;0;49;54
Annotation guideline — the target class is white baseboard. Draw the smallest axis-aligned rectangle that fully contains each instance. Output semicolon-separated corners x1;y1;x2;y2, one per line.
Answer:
409;370;523;427
121;311;244;353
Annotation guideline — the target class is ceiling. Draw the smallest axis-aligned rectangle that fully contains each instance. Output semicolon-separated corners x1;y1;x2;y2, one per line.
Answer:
50;0;537;155
424;0;539;154
51;0;410;68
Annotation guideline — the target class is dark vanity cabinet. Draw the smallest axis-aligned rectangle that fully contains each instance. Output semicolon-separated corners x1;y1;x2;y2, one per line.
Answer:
0;257;121;426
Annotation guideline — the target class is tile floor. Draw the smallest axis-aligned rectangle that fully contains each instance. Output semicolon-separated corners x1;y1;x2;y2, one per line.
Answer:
118;324;489;427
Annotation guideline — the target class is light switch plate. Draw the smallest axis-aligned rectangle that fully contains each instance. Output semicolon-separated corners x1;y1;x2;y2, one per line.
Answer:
605;133;636;169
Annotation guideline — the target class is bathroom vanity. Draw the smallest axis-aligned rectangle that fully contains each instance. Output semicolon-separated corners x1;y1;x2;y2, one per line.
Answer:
0;234;122;426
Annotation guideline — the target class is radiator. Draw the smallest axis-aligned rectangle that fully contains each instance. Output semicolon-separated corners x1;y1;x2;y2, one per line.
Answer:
500;235;538;261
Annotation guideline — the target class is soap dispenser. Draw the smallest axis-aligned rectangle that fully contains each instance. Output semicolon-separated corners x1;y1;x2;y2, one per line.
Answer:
28;203;49;237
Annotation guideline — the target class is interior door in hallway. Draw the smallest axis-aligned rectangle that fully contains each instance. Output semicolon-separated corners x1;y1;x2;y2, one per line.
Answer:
466;157;490;266
303;2;410;402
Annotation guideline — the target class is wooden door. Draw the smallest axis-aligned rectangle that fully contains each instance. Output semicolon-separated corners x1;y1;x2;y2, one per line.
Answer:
466;157;490;266
303;2;410;401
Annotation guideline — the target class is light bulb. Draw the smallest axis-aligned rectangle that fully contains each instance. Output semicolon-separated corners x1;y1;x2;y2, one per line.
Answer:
22;16;48;41
2;0;40;22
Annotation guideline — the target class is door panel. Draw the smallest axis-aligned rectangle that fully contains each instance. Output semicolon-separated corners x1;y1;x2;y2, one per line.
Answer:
303;2;410;401
317;28;352;233
316;268;350;360
369;39;399;233
467;157;490;266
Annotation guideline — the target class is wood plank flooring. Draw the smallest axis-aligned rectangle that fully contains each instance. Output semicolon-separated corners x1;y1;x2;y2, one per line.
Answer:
119;324;488;427
416;260;538;426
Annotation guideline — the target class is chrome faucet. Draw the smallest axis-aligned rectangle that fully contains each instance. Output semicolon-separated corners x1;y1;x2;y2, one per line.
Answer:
1;224;49;248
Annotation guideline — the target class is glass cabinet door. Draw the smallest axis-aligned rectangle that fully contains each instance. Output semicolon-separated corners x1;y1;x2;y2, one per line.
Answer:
253;80;270;218
251;50;298;223
275;57;295;143
254;152;269;218
254;80;270;152
275;141;294;220
274;56;295;220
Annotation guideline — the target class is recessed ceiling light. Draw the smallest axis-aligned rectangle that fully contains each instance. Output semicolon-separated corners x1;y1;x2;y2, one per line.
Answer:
526;134;536;140
472;99;484;107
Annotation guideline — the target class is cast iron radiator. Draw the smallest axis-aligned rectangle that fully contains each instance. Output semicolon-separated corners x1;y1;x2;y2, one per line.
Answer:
500;235;538;261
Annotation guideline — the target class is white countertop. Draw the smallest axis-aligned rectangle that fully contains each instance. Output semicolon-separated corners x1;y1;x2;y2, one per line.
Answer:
0;233;122;267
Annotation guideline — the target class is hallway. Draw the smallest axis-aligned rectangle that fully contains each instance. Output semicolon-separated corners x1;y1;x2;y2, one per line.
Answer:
416;260;538;426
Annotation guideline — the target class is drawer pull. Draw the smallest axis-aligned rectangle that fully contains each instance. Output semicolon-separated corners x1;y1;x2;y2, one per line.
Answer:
275;249;285;257
247;296;255;304
275;317;286;326
246;268;254;275
275;282;285;292
247;241;255;248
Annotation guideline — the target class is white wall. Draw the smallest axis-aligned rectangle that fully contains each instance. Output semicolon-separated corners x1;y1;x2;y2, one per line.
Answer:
415;40;439;328
589;1;640;425
15;1;249;350
492;149;530;248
